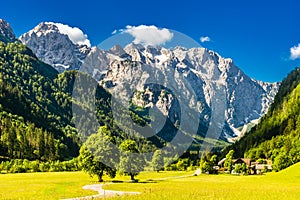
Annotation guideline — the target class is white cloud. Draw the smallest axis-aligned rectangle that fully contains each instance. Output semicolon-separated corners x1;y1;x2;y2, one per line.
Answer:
111;29;117;34
122;25;173;46
54;23;91;47
290;43;300;60
200;36;211;43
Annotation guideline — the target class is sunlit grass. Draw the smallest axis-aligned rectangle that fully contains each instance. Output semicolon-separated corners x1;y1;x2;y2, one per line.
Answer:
0;171;192;200
107;170;193;182
0;171;98;200
104;163;300;200
0;163;300;200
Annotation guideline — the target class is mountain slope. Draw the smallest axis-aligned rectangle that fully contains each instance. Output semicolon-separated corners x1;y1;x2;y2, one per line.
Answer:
82;44;279;140
0;39;116;160
0;39;82;159
226;68;300;171
0;20;160;161
19;21;279;142
0;20;89;160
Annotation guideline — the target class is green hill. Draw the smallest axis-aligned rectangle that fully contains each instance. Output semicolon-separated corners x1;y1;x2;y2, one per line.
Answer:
275;161;300;178
0;40;82;160
225;68;300;171
0;36;159;162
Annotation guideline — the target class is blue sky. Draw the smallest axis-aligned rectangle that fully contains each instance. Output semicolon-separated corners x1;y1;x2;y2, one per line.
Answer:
1;0;300;82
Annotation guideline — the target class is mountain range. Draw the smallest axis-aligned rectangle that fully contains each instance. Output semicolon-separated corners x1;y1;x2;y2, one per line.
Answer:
19;22;279;141
1;18;300;172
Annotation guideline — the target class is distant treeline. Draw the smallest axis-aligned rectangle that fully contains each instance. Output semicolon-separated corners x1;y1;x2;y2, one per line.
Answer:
0;158;80;173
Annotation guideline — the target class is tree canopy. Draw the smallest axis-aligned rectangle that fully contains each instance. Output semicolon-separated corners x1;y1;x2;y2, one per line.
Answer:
118;140;146;180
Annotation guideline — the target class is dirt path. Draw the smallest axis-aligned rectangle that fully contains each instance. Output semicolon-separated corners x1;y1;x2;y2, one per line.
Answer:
63;183;141;200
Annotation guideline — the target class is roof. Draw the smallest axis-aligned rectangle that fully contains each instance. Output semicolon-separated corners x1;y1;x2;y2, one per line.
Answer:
218;158;254;166
218;158;226;166
232;158;252;166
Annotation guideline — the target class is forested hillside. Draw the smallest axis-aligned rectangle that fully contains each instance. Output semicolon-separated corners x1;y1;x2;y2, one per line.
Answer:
226;68;300;171
0;41;80;160
0;39;159;162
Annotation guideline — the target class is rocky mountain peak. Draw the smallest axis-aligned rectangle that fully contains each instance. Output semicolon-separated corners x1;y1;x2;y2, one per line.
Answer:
108;45;130;59
124;43;145;51
33;22;59;34
0;19;16;42
19;22;91;72
109;45;124;54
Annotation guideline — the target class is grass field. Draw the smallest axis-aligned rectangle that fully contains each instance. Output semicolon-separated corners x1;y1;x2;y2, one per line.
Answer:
104;163;300;200
0;163;300;200
0;171;99;199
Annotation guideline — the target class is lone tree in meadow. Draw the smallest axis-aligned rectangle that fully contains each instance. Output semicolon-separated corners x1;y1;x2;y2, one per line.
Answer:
118;139;145;181
151;149;164;172
78;126;119;182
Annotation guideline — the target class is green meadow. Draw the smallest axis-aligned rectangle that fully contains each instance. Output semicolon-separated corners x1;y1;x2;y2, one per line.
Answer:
105;163;300;200
1;163;300;200
0;172;98;199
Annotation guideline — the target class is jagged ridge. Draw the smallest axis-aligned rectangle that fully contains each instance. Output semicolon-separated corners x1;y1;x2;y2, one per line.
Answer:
19;22;279;141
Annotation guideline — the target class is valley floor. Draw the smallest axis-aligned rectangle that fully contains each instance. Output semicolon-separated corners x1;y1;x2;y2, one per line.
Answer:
0;163;300;200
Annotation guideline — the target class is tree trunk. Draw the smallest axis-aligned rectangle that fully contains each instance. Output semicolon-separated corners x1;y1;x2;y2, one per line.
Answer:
130;173;135;181
98;170;104;182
